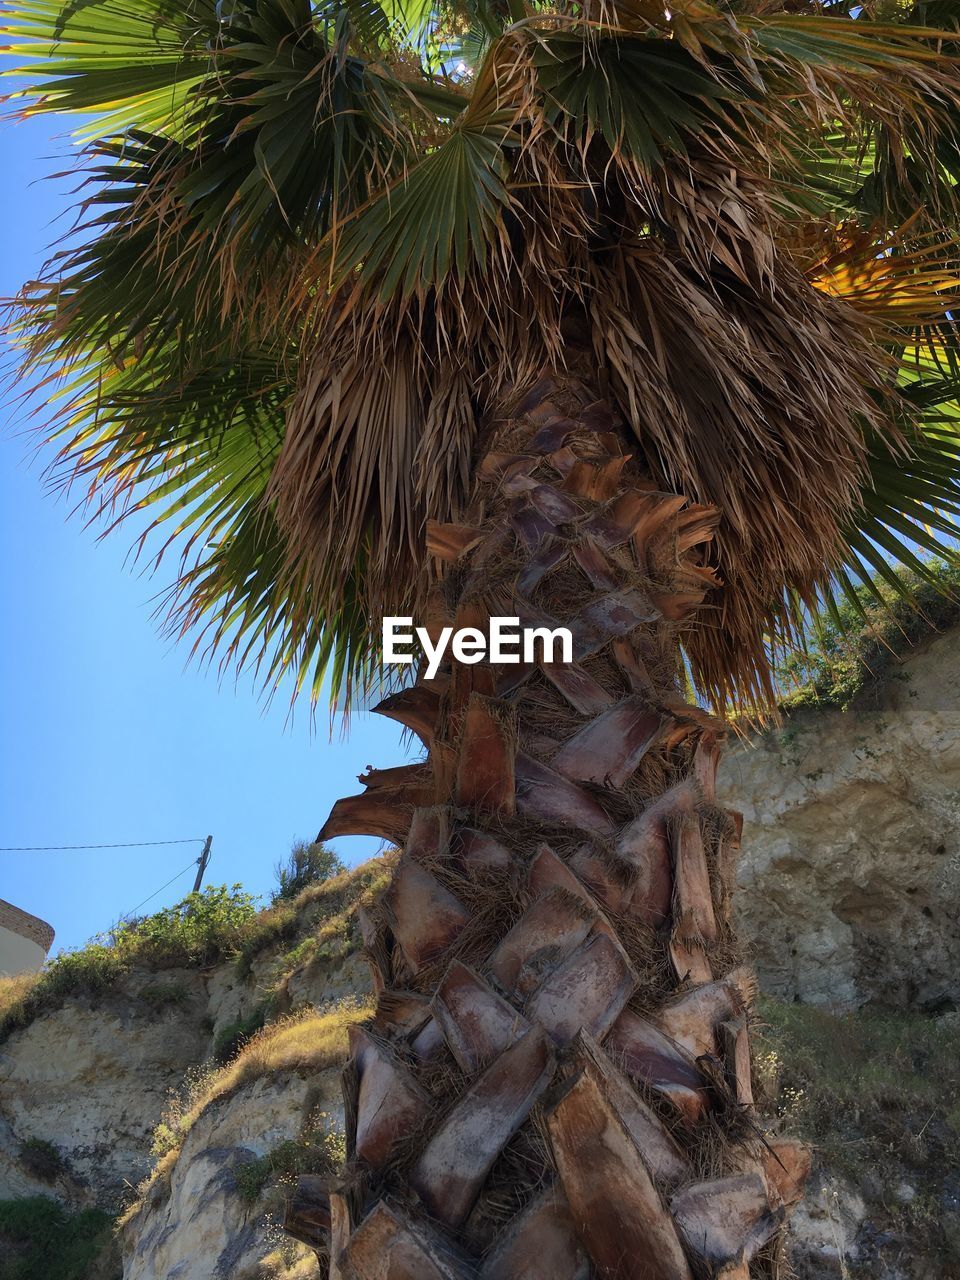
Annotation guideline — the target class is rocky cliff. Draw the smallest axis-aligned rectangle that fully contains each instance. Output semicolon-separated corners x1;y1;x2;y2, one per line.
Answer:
0;966;211;1208
0;860;383;1280
0;865;379;1219
122;1009;359;1280
722;623;960;1012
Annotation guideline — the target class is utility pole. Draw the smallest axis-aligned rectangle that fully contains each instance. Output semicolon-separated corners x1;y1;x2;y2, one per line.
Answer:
192;835;212;893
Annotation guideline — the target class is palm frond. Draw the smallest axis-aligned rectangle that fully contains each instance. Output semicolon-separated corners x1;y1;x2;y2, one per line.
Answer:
330;119;514;296
0;0;217;135
6;0;960;716
37;343;380;708
807;223;960;348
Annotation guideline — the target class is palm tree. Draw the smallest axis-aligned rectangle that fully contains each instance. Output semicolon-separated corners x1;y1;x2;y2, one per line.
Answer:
5;0;960;1272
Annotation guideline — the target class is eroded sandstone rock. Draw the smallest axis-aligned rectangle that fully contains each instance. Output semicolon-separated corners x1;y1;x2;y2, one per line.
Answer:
720;625;960;1010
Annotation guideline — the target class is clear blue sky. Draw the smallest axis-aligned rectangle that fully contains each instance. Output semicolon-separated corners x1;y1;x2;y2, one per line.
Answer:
0;92;407;953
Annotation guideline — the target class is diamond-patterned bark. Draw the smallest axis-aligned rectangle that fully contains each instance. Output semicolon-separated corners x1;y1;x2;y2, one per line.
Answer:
287;375;809;1278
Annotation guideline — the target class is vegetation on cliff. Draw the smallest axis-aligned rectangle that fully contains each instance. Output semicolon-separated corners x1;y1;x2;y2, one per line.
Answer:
2;921;957;1277
775;560;960;714
758;1000;960;1179
0;1197;116;1280
234;855;392;985
756;1000;960;1272
150;998;372;1165
0;885;259;1040
125;997;370;1228
2;824;956;1275
0;850;389;1043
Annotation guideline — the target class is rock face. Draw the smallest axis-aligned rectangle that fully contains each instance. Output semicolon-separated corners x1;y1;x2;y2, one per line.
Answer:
788;1174;867;1278
720;625;960;1010
0;894;372;1212
0;968;211;1206
123;1069;340;1280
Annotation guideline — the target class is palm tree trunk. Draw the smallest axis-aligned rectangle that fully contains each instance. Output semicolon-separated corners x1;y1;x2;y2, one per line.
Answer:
285;373;811;1279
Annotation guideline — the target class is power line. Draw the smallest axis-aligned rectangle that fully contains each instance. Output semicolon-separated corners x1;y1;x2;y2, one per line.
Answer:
125;857;207;918
0;835;216;933
0;838;206;852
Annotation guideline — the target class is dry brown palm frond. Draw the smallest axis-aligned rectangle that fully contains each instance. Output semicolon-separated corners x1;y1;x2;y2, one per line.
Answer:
268;313;425;630
271;16;956;714
588;235;899;707
272;174;908;713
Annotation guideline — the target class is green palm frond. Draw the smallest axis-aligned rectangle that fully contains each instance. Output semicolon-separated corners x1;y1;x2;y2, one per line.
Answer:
0;0;217;134
768;371;960;686
41;345;376;708
819;374;960;632
331;118;515;296
533;35;736;169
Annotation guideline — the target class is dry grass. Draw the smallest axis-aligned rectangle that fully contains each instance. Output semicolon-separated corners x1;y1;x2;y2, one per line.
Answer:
258;1247;321;1279
754;998;960;1180
237;856;393;985
123;997;371;1230
0;974;41;1028
216;998;371;1091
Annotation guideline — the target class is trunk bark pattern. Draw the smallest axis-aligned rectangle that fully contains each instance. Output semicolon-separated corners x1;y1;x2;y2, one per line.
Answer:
286;375;811;1278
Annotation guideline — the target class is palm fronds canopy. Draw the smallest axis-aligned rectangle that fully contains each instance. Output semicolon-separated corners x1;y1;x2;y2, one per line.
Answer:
5;0;960;711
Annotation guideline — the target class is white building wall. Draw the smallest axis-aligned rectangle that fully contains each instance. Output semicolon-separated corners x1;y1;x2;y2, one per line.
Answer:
0;925;47;977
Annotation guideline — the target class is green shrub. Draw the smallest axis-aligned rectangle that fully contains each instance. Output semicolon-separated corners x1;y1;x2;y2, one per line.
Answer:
38;945;129;1001
774;558;960;713
213;1006;268;1065
234;1112;346;1204
18;1139;65;1183
121;884;260;966
273;842;345;903
0;1197;116;1280
0;885;259;1041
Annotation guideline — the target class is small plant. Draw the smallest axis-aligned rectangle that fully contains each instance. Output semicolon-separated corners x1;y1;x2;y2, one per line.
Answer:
273;842;345;903
213;1005;268;1065
150;1063;222;1161
235;1111;346;1204
18;1139;65;1183
139;981;189;1008
0;859;390;1051
258;1235;319;1278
